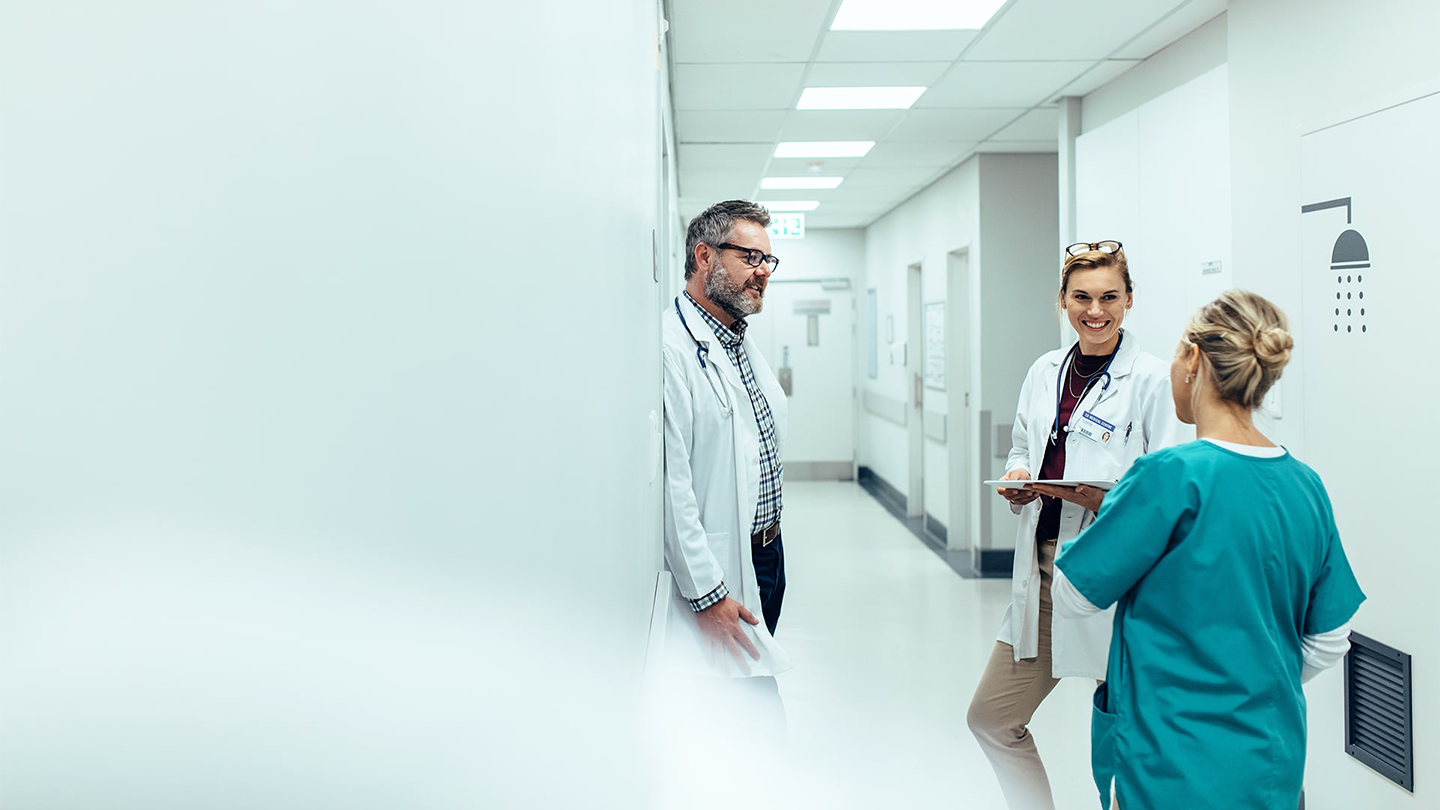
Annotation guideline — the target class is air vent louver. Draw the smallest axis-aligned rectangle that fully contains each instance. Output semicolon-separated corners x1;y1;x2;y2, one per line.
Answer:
1343;632;1413;792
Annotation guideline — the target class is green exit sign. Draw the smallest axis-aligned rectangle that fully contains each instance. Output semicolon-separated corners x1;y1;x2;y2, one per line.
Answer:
767;213;805;239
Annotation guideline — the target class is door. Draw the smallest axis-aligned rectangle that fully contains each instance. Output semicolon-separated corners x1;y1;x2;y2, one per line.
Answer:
945;249;972;554
747;279;856;479
906;264;924;517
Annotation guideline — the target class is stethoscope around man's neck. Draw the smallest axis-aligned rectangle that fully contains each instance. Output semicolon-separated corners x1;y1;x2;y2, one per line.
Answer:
675;296;734;417
1050;331;1123;443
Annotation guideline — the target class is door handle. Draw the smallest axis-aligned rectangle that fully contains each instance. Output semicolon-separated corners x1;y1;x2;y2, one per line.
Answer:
914;372;923;409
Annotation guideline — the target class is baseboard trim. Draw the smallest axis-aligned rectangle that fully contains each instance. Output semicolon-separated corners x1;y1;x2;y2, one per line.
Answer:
978;549;1014;578
856;467;1011;579
857;466;906;514
786;461;855;481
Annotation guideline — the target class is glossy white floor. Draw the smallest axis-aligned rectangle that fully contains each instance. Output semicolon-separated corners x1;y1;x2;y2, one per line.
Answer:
772;480;1102;810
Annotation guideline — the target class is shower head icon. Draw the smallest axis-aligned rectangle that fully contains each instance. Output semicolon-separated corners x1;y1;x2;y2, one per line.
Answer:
1301;197;1369;335
1331;228;1369;271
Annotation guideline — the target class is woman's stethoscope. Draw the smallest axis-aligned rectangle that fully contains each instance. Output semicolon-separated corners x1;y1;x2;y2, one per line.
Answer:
675;296;734;417
1049;331;1122;443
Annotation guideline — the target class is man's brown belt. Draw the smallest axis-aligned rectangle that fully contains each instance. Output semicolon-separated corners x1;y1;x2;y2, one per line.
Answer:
751;522;780;547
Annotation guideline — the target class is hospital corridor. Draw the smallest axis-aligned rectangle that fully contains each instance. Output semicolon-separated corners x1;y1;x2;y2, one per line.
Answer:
745;480;1092;810
2;0;1437;808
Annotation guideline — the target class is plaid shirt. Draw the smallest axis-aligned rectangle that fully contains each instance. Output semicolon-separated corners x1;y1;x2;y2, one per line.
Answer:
684;291;783;612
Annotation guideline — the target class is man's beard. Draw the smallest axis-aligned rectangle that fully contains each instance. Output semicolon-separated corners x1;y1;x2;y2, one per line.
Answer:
703;258;762;321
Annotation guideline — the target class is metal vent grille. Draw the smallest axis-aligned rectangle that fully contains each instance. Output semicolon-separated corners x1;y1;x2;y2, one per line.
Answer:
1343;632;1413;792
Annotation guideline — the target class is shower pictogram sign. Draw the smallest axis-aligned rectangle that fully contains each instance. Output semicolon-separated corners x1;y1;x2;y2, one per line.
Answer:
1300;197;1369;335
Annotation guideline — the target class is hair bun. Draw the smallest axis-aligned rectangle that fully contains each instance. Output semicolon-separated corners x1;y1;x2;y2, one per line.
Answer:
1253;326;1293;370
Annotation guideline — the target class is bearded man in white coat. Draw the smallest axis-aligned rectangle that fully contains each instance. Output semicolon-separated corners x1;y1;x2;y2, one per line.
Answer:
659;200;791;718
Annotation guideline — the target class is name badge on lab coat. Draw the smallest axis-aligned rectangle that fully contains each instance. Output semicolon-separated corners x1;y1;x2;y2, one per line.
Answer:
1074;411;1116;444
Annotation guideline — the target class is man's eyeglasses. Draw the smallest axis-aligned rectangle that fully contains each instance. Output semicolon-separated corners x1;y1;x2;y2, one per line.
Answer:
713;242;780;273
1065;240;1123;257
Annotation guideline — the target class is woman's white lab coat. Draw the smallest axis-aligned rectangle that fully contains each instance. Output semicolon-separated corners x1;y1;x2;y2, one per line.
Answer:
659;296;792;678
997;332;1189;679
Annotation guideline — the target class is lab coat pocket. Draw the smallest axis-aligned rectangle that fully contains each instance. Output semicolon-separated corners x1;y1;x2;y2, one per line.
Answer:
1091;682;1118;810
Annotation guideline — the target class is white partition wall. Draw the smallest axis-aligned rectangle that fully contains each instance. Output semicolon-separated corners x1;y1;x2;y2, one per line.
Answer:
975;155;1061;560
1296;84;1440;808
0;1;675;805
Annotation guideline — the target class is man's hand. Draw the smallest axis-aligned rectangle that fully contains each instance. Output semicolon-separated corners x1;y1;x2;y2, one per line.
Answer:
998;468;1039;506
696;597;762;674
1026;483;1105;514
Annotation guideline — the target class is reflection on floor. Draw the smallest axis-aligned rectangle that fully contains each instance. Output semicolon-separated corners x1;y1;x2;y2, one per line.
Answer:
774;481;1099;810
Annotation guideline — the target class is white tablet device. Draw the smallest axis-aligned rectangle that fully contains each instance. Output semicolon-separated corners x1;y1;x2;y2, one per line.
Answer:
982;479;1117;491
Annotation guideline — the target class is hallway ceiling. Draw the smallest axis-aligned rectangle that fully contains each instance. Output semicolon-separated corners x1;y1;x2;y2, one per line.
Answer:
668;0;1224;229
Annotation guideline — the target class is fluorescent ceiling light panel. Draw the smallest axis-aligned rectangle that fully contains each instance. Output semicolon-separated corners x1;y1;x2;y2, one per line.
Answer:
761;177;844;190
797;86;926;110
774;141;875;158
830;0;1006;30
756;200;821;212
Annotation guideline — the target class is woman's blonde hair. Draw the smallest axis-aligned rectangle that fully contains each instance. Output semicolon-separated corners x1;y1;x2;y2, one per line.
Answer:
1184;290;1294;410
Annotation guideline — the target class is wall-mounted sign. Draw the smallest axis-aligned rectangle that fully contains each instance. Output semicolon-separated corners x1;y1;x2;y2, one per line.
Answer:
767;213;805;239
1202;260;1223;275
793;299;831;315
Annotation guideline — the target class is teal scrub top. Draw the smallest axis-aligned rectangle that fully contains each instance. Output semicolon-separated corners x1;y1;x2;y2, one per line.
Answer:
1056;441;1365;810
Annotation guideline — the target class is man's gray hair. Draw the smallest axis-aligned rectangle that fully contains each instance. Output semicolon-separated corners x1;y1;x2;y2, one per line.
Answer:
684;200;771;279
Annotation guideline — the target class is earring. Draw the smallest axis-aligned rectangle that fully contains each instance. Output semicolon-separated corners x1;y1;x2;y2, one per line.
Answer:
1185;374;1192;384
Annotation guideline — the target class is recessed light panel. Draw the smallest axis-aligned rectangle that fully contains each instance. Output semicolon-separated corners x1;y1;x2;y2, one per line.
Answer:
796;86;927;110
774;141;875;158
755;201;821;212
761;177;844;190
830;0;1006;30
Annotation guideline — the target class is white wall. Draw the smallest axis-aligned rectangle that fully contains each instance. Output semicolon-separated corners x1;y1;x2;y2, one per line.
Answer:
1083;13;1228;134
1226;1;1440;805
976;154;1061;552
860;161;981;509
0;1;673;806
1077;64;1233;362
1077;2;1440;804
858;154;1057;550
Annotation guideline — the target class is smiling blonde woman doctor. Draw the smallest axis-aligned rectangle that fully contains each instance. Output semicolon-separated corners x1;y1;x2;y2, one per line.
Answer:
966;242;1190;810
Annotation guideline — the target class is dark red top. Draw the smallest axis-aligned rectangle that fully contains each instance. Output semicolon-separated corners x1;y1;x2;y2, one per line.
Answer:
1035;348;1114;540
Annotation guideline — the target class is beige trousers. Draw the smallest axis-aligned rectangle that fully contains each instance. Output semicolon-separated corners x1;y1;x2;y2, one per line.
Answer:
967;537;1061;810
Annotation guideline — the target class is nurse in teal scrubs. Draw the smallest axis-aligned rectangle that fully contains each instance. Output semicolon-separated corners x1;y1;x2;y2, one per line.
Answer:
1052;291;1365;810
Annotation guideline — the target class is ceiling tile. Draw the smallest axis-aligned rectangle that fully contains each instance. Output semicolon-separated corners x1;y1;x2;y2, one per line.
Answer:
886;108;1026;141
766;156;865;175
840;167;943;189
674;63;807;111
678;143;775;170
1055;60;1142;98
679;168;757;199
815;30;978;62
1113;0;1226;60
804;61;952;87
861;141;977;167
964;0;1186;61
917;61;1094;108
778;110;906;141
677;110;787;143
669;0;834;63
990;108;1059;141
806;216;866;228
975;140;1059;153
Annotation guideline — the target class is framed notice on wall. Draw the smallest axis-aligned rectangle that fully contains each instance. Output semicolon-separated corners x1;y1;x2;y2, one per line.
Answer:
924;301;945;390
